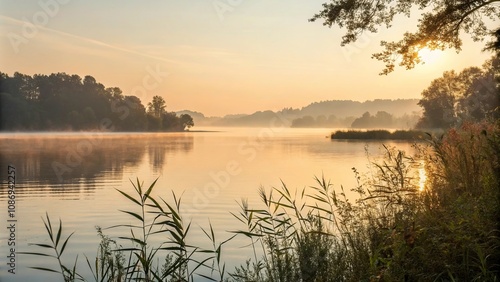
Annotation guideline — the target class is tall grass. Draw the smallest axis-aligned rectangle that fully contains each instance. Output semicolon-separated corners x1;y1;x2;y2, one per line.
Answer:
229;146;419;281
25;121;500;281
230;121;499;281
413;122;500;281
24;178;224;281
21;213;81;282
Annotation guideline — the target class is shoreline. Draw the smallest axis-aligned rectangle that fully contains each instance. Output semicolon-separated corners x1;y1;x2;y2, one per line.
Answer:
331;129;429;140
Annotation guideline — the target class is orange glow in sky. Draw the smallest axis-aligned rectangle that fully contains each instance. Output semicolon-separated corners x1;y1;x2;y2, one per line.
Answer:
0;1;493;116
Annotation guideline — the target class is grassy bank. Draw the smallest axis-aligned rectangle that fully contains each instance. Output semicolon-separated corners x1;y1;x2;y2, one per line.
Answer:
331;129;427;140
25;121;500;281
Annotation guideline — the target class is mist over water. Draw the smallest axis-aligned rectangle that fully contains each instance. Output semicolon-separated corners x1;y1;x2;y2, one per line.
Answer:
0;127;417;281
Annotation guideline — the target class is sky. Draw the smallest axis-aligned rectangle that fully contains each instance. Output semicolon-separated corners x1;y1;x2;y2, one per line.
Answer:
0;0;495;116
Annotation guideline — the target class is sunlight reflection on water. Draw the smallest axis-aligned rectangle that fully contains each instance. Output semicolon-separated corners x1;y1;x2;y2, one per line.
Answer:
418;160;427;191
0;128;419;281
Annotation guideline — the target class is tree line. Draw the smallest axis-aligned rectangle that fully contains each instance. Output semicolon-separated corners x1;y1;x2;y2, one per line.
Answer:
291;111;420;129
312;0;500;129
0;72;193;132
291;56;499;130
416;56;499;129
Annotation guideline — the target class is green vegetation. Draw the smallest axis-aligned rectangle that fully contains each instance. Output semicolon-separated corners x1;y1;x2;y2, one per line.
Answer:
350;111;419;129
25;121;500;281
0;72;193;132
24;178;232;281
416;57;499;129
311;0;500;74
327;55;498;138
331;129;427;140
13;0;500;279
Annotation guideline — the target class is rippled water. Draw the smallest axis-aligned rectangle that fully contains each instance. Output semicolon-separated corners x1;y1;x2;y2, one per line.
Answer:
0;127;417;281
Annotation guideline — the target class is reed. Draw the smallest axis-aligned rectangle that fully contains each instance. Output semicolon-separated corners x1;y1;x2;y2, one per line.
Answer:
20;213;81;282
23;179;224;281
24;121;500;281
230;122;499;281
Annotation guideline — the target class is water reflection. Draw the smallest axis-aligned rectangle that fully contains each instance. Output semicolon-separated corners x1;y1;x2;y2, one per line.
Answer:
418;160;427;191
272;136;419;161
147;136;194;172
0;133;193;197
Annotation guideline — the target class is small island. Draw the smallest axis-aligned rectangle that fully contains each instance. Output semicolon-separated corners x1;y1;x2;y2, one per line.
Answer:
331;129;427;140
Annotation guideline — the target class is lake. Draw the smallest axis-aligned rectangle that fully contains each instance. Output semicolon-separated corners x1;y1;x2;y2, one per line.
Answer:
0;127;419;281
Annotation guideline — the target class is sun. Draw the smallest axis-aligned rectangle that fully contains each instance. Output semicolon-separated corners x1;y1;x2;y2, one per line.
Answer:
418;47;443;64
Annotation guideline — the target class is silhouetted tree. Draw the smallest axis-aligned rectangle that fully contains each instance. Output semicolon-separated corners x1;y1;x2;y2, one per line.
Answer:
162;112;180;131
351;111;395;128
416;58;499;128
291;115;315;127
417;71;464;128
82;107;98;129
316;115;327;126
0;71;189;132
122;96;147;131
180;114;194;130
375;111;393;127
147;114;161;131
457;60;499;121
351;112;374;128
147;95;166;118
68;110;84;130
311;0;500;74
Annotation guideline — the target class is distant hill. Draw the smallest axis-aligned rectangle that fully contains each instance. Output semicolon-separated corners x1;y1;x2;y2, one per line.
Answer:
212;111;284;127
180;99;421;127
299;99;421;118
176;110;221;126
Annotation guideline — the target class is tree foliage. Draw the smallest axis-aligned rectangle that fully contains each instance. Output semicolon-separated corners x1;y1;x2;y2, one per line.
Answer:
416;57;499;128
147;95;166;118
0;71;193;132
351;111;394;128
310;0;500;74
179;114;194;129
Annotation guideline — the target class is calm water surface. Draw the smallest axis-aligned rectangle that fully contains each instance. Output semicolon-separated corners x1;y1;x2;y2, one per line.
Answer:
0;127;417;281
